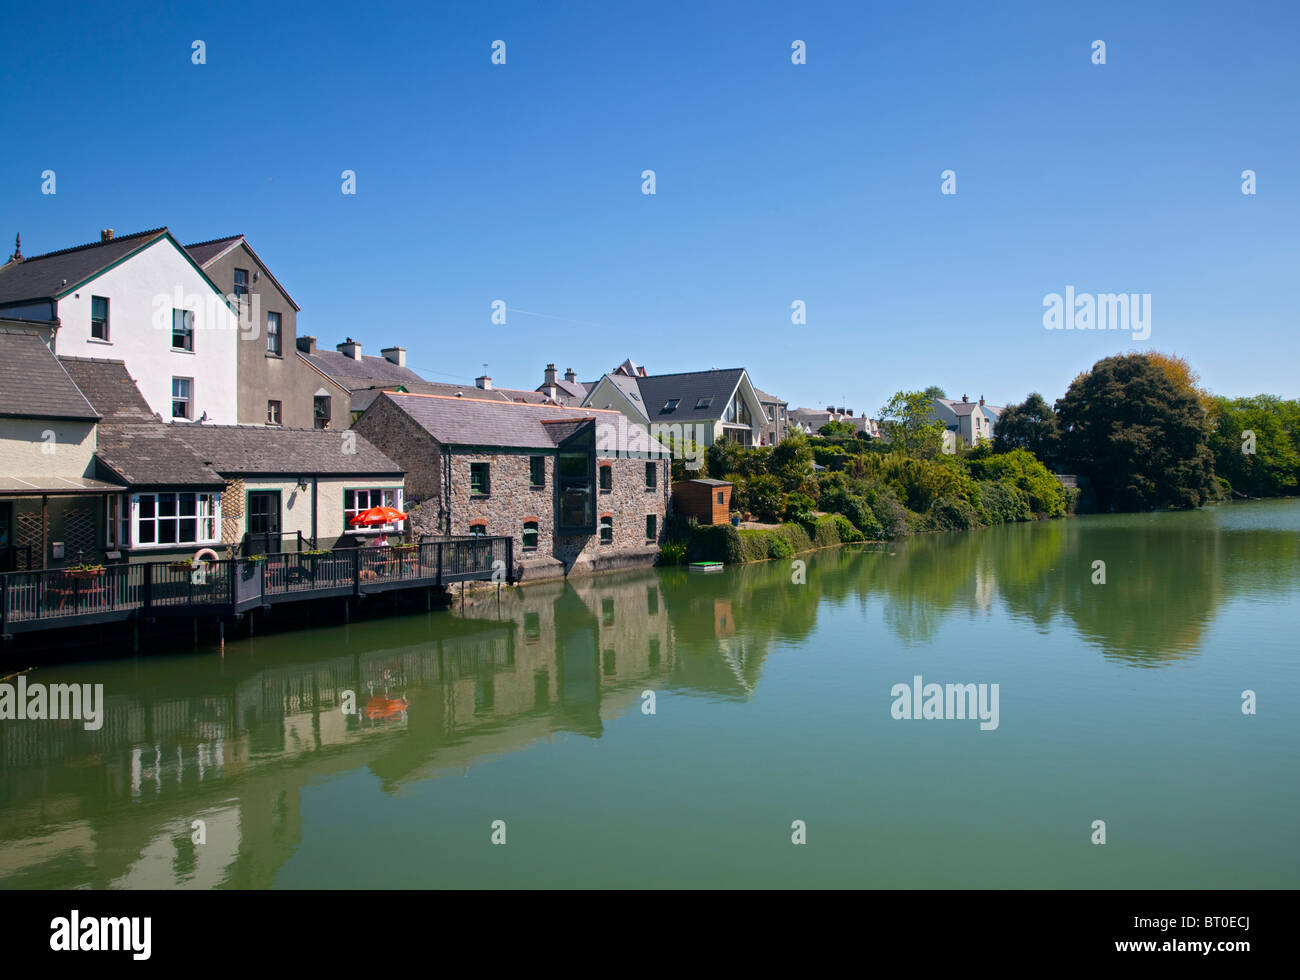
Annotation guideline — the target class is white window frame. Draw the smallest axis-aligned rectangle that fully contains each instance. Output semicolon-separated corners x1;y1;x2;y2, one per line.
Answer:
172;377;193;419
129;492;222;549
343;487;405;532
172;308;195;351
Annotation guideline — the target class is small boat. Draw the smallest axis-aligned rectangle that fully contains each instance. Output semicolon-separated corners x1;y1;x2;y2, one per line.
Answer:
688;561;724;573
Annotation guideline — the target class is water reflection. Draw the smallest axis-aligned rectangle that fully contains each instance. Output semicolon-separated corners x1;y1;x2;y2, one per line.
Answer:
1;502;1297;888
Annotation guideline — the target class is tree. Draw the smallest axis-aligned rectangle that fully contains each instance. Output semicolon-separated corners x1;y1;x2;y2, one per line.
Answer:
1056;354;1214;510
922;385;947;401
878;390;945;458
818;419;857;439
992;392;1062;468
1207;394;1300;497
770;428;814;492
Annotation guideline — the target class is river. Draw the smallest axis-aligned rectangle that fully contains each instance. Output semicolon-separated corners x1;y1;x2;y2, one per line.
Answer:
2;500;1298;888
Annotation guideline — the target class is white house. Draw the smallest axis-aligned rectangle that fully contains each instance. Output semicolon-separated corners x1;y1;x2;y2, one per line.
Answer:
931;394;1002;448
583;366;767;450
0;229;240;424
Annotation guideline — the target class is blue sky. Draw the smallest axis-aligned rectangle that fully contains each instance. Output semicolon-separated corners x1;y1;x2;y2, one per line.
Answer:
2;0;1296;413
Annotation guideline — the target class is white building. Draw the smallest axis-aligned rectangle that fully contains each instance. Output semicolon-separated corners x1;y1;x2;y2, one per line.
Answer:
0;229;240;424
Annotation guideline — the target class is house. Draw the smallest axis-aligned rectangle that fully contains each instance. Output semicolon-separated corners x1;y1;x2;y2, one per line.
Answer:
0;329;124;571
790;406;879;438
931;394;1000;448
752;387;790;445
583;367;767;451
353;392;671;581
184;235;349;429
0;228;240;423
537;363;595;406
672;479;733;525
56;357;405;561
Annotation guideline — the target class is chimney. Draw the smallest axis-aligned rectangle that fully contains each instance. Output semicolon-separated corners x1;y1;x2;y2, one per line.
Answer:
826;405;835;412
381;346;406;367
979;395;985;406
476;375;492;390
544;363;558;386
846;409;854;417
100;229;114;242
638;366;647;377
564;367;576;382
297;335;317;355
337;338;362;360
962;393;968;403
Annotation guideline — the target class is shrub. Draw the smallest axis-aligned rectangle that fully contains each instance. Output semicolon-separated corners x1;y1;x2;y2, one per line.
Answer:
785;491;817;524
658;540;688;565
926;495;981;532
965;448;1068;516
860;481;909;538
737;473;787;523
831;514;864;542
973;480;1031;524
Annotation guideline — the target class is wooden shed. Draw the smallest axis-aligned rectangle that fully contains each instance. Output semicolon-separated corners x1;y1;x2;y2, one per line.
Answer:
671;478;733;525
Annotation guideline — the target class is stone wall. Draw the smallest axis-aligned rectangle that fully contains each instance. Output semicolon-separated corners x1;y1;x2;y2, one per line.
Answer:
351;396;442;537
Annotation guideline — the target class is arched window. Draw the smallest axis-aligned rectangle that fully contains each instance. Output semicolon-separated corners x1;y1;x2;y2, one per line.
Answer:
469;522;487;537
599;515;613;544
522;520;539;551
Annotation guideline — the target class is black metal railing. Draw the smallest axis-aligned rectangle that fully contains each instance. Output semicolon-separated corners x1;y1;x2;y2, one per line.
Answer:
0;537;513;635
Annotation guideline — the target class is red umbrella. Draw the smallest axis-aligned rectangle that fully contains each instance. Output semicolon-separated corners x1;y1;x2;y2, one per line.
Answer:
349;505;408;527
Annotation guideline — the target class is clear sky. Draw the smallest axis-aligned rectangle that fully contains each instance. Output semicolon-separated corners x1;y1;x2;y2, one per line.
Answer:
2;0;1296;414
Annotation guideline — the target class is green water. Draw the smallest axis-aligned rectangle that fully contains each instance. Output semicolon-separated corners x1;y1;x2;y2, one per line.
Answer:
2;500;1298;889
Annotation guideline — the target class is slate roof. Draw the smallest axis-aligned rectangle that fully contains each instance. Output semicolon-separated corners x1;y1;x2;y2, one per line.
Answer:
94;424;225;489
752;387;786;405
300;349;433;391
0;328;99;420
537;377;593;405
379;392;669;454
603;368;748;423
937;398;981;417
174;425;402;475
57;357;157;424
0;229;169;304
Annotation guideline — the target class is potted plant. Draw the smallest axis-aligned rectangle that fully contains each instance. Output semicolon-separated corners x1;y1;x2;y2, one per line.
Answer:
167;558;195;573
64;562;106;581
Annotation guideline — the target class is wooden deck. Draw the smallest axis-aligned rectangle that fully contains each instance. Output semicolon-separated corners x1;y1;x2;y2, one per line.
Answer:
0;537;513;636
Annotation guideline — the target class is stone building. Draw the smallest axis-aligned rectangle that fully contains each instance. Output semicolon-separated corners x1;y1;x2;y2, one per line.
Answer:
353;392;672;581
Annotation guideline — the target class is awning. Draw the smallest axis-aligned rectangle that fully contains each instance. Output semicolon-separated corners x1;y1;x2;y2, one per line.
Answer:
0;476;126;496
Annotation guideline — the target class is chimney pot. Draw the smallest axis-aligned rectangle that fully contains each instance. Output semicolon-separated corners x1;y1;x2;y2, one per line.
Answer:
100;229;114;242
337;338;362;360
564;367;576;382
381;345;406;367
979;395;985;406
544;363;558;386
962;394;968;402
296;335;317;355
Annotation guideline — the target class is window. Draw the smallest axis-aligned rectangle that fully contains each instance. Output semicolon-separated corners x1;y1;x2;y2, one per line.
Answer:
313;395;331;430
267;400;282;425
557;452;593;531
106;495;128;547
267;312;281;354
646;514;657;541
717;491;725;505
469;522;487;537
344;488;403;529
91;296;109;341
645;461;657;490
470;462;490;495
530;455;545;488
132;492;220;547
599;515;613;544
724;391;751;426
599;464;612;492
171;377;192;419
522;520;539;550
695;396;712;410
661;398;679;412
172;308;194;350
233;268;249;304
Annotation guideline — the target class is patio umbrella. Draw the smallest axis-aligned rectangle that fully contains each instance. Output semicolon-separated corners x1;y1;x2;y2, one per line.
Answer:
349;505;408;527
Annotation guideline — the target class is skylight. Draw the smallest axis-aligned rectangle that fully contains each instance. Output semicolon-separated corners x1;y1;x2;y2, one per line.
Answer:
695;397;712;410
662;398;680;412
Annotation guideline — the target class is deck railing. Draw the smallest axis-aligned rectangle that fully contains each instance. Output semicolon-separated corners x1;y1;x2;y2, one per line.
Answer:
0;537;513;634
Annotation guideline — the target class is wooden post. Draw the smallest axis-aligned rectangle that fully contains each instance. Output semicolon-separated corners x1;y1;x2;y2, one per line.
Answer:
217;618;224;655
40;494;48;570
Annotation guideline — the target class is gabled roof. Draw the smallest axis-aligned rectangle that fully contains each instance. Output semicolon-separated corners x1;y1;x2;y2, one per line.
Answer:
594;368;749;423
184;235;301;311
377;391;660;452
0;328;99;421
0;229;170;304
936;398;981;417
752;387;786;405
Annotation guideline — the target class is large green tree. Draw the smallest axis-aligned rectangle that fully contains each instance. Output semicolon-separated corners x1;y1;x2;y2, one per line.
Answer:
1208;395;1300;497
1056;354;1214;510
992;392;1062;468
879;390;945;459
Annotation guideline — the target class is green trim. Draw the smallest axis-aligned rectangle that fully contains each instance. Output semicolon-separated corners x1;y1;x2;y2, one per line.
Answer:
245;488;282;539
54;232;240;317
